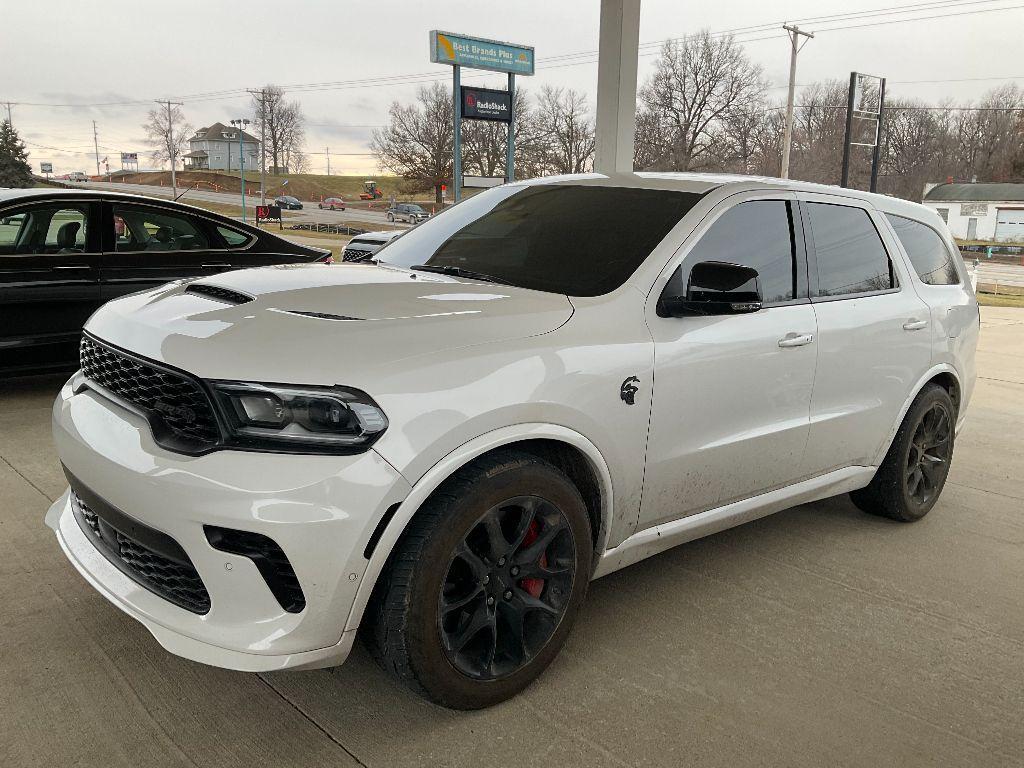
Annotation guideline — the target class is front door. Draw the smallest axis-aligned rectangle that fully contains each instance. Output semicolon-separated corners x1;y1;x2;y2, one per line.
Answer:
0;199;101;372
639;193;818;528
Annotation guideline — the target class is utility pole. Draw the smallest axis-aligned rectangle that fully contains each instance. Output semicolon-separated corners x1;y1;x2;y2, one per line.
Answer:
780;23;814;180
92;121;101;177
156;100;183;197
230;118;251;222
325;146;330;176
247;88;266;205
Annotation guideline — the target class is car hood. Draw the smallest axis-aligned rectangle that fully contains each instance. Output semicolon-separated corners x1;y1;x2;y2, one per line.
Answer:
84;263;574;385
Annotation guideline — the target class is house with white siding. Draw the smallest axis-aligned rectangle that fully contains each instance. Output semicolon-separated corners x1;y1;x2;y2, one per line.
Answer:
183;122;260;172
923;182;1024;242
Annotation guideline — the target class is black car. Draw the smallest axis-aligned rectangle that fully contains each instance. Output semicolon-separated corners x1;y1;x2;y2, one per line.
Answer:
0;189;330;375
275;195;304;210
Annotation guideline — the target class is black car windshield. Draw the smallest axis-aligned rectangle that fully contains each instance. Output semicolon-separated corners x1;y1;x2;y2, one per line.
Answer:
376;184;703;296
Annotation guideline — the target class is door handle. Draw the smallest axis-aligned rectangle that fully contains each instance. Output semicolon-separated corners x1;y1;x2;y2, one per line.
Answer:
778;333;814;348
201;263;230;269
53;264;90;270
903;319;928;331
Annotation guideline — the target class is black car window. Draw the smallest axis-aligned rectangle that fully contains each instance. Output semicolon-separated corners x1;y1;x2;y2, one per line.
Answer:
111;204;209;252
806;203;896;297
685;200;798;304
377;184;703;296
216;225;252;248
885;214;960;286
0;204;92;255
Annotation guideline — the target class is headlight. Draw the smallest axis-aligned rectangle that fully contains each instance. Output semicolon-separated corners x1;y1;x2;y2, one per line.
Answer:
210;381;388;453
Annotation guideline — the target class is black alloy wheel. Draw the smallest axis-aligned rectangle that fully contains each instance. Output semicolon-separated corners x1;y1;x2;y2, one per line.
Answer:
905;402;952;506
438;495;576;681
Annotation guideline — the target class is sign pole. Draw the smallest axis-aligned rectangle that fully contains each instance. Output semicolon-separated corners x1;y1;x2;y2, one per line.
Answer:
506;73;515;182
453;64;462;203
840;72;857;188
869;77;887;193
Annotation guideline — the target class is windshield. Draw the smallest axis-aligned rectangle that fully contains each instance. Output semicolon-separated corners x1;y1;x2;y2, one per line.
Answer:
376;184;703;296
408;205;426;213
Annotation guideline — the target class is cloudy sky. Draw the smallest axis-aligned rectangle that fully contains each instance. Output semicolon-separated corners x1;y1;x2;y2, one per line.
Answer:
2;0;1021;176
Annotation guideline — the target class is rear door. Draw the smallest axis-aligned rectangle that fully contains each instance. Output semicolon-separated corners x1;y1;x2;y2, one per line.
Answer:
0;199;101;372
798;194;932;476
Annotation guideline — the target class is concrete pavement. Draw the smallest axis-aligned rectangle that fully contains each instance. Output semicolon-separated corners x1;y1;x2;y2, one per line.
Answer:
1;308;1022;767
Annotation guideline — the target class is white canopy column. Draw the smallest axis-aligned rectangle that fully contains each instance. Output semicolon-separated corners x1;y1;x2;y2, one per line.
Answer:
594;0;642;174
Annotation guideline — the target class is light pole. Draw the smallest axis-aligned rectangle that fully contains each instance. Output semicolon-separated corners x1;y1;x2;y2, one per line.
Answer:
230;119;251;222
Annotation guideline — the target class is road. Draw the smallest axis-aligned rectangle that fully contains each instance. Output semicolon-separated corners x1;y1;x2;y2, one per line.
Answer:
76;180;401;229
974;261;1024;287
1;307;1022;767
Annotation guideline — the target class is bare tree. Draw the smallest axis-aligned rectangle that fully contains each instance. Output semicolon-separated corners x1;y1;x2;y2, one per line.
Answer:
372;82;453;203
636;31;767;171
251;85;306;174
142;105;191;169
535;86;595;174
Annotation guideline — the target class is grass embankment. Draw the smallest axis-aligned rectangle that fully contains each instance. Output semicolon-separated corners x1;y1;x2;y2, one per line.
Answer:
111;171;438;207
977;292;1024;308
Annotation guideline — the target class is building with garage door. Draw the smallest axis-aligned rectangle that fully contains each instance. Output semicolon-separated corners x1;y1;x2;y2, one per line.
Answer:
922;182;1024;242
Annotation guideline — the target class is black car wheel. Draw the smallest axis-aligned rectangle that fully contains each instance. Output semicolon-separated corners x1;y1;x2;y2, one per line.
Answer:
364;450;592;709
850;384;955;522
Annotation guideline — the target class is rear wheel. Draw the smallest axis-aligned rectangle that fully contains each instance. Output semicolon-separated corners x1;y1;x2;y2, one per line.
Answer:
850;384;955;522
387;213;394;222
364;450;592;709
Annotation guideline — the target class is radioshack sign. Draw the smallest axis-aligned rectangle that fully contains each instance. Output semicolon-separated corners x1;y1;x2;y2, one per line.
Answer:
461;86;512;122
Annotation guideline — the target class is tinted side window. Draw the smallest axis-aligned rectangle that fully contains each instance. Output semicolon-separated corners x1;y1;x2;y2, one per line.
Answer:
0;204;92;255
886;214;959;286
807;203;895;297
216;225;252;248
687;200;797;304
111;205;210;252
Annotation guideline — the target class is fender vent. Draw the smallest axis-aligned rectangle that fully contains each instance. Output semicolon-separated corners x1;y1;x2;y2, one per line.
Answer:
186;284;254;304
283;310;364;321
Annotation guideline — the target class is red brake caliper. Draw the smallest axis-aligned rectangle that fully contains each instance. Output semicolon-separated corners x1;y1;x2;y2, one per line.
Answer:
518;520;546;598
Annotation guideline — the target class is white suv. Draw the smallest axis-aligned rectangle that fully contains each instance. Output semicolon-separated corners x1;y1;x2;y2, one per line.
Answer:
47;173;978;709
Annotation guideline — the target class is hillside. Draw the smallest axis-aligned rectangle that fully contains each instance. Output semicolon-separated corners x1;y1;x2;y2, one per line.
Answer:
108;171;433;206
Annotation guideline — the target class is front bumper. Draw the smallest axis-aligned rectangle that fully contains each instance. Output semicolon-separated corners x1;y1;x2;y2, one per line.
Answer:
47;374;411;671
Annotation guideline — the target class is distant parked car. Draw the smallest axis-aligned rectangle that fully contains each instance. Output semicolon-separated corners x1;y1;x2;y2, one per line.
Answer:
387;203;429;224
62;172;89;182
275;195;303;210
341;230;403;262
0;188;330;374
318;197;345;211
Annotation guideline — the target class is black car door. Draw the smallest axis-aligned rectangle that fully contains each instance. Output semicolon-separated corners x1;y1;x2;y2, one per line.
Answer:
100;200;236;302
0;198;101;373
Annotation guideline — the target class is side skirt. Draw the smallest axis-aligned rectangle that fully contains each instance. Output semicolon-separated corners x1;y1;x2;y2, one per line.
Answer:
592;465;875;579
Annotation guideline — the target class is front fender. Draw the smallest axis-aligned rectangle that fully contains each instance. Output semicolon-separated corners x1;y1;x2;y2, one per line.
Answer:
345;423;614;633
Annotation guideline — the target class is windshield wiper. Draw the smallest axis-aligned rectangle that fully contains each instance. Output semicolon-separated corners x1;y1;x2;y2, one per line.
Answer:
410;264;513;285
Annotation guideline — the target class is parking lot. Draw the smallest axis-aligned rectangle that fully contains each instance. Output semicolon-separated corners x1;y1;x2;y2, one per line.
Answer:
1;306;1021;768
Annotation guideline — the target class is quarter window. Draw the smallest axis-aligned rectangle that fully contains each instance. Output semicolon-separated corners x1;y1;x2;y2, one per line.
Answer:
110;205;209;252
216;226;252;248
886;214;959;286
686;200;798;304
807;203;896;297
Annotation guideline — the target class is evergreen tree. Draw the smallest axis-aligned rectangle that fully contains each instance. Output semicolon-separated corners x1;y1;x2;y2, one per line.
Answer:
0;120;33;188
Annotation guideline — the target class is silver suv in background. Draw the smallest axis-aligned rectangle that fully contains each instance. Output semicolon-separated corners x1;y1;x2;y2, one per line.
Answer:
341;230;403;262
387;203;430;224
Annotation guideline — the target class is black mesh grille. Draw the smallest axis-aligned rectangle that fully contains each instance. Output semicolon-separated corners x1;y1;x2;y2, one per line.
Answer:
80;335;221;451
71;490;211;614
185;284;254;304
206;527;306;613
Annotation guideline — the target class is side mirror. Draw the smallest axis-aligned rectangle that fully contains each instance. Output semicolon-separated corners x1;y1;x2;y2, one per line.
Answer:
657;260;763;317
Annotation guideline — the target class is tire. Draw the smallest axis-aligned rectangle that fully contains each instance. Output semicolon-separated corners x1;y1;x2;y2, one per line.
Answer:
387;213;394;222
363;450;592;709
318;204;323;209
850;384;955;522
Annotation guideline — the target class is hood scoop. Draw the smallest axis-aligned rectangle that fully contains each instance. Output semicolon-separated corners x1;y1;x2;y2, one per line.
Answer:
186;284;254;305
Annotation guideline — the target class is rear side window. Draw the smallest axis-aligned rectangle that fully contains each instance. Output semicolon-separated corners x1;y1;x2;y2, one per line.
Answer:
886;214;959;286
111;204;210;252
686;200;798;304
807;203;896;297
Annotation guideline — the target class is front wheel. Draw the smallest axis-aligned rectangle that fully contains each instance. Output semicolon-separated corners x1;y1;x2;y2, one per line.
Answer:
387;213;394;222
364;451;592;709
850;384;955;522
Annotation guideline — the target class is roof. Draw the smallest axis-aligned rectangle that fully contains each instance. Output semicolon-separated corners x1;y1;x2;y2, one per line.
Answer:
192;121;259;145
183;150;208;158
924;182;1024;202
